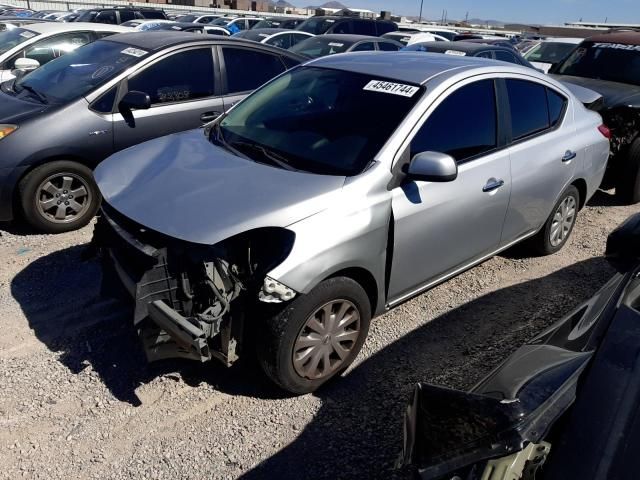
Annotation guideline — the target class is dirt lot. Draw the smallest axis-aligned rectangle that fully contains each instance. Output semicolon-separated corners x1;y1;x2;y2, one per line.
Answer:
0;190;636;480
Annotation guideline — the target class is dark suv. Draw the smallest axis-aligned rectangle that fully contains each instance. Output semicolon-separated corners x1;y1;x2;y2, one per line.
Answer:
74;7;167;25
296;16;397;36
551;31;640;203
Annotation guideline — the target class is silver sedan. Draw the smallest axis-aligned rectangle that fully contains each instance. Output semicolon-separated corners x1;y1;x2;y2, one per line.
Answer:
93;52;610;394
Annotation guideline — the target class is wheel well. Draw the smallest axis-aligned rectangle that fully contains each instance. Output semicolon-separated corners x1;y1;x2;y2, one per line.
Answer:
328;267;378;314
572;178;587;210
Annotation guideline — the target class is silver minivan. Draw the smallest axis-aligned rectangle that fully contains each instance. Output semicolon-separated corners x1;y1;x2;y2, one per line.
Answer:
93;52;610;394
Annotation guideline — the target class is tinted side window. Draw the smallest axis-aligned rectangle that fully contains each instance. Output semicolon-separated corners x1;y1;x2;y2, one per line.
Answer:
119;10;136;22
266;34;290;49
331;20;351;34
282;55;300;70
378;41;401;51
352;42;375;52
411;80;497;162
290;33;310;48
494;50;518;64
547;88;567;127
95;11;117;24
476;51;493;59
91;85;117;113
352;20;376;36
223;47;286;94
14;32;92;68
376;21;396;35
128;48;214;105
506;79;550;140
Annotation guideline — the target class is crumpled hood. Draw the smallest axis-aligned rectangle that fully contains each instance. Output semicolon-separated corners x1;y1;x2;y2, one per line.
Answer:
0;84;51;123
94;129;346;245
552;75;640;109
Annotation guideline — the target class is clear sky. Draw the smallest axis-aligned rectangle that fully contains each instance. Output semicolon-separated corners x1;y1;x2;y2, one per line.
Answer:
307;0;640;25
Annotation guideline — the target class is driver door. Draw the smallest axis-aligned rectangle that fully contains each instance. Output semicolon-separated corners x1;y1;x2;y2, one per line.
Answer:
113;46;224;152
387;79;511;303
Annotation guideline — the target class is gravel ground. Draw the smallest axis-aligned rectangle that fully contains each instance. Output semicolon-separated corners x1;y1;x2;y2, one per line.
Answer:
0;190;637;480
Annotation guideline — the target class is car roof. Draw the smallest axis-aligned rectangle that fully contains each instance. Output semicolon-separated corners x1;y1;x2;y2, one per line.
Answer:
314;34;383;43
102;31;308;58
586;31;640;45
418;41;512;53
17;21;131;33
542;37;583;44
307;51;522;85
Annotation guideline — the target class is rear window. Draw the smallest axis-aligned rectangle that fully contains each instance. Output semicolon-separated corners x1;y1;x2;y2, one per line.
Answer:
555;41;640;86
290;37;351;58
296;17;337;35
525;42;578;64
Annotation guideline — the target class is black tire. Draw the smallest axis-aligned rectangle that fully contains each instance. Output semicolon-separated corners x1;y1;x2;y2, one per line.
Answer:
529;185;580;256
19;161;101;234
258;277;371;395
616;138;640;205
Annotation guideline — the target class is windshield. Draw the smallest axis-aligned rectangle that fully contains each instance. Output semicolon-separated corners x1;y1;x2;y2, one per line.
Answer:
15;40;146;104
290;37;351;58
215;67;423;176
296;17;336;35
525;42;578;64
0;27;39;55
555;41;640;86
254;19;278;29
210;17;233;25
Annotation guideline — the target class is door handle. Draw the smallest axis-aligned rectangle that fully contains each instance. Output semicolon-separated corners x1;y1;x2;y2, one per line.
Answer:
562;150;577;162
200;111;222;122
483;178;505;193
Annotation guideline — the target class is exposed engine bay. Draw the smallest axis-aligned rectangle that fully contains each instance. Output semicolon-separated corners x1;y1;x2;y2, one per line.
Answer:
602;106;640;160
91;202;296;366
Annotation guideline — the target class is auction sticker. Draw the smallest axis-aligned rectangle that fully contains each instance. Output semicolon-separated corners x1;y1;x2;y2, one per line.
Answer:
363;80;420;97
444;50;466;56
328;42;344;47
20;31;36;38
121;47;148;57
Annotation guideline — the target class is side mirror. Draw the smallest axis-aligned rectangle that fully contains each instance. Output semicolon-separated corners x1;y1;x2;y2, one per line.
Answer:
118;90;151;112
12;57;40;77
406;151;458;182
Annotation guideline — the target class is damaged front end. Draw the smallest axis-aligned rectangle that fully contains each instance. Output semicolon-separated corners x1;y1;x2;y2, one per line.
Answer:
91;203;296;366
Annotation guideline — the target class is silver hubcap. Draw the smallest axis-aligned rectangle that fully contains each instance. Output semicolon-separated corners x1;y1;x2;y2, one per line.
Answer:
550;195;576;247
293;299;361;380
36;173;91;224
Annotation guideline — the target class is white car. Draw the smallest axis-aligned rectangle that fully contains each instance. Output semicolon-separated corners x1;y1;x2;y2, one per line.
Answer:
382;31;449;46
524;37;583;73
120;19;174;30
0;22;130;82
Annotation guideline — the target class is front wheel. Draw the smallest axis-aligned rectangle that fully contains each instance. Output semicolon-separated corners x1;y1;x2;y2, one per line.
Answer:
529;185;579;256
258;277;371;395
19;160;101;233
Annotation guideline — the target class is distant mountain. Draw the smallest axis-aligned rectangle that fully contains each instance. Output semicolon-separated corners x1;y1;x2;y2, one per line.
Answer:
270;0;296;7
304;1;349;9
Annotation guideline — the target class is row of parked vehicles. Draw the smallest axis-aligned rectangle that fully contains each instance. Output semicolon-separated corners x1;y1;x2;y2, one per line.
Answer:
2;9;639;478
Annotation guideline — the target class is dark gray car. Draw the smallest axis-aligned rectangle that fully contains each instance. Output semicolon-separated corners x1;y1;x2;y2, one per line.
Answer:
0;32;304;232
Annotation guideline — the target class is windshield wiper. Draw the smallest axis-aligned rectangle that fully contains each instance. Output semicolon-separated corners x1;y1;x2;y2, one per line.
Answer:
229;140;299;171
17;83;47;104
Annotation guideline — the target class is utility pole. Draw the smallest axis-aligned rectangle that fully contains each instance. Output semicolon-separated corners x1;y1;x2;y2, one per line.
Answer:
418;0;424;23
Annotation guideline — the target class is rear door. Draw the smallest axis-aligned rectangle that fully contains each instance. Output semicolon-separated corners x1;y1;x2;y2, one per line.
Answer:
219;45;289;112
500;78;577;243
112;46;224;151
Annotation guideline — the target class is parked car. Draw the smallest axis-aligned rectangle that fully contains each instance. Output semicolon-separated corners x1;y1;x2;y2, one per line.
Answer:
0;32;305;232
464;37;519;49
0;8;34;17
399;212;640;480
524;37;582;73
173;13;221;24
29;10;60;19
208;16;261;34
41;12;68;21
296;15;397;36
421;28;458;41
233;28;314;49
382;31;449;46
252;16;305;30
55;10;85;23
74;7;167;25
120;19;174;30
290;34;403;58
90;52;609;394
551;31;640;203
0;22;130;82
403;41;537;68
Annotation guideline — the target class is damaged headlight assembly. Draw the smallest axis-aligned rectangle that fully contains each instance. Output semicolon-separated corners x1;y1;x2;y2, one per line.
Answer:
94;208;297;367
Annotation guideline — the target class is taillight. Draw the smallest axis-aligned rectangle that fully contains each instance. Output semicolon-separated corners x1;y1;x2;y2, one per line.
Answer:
598;124;612;139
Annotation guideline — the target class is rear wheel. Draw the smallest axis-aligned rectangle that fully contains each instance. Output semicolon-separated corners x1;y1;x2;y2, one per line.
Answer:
616;138;640;205
19;161;101;233
258;277;371;395
529;185;579;256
